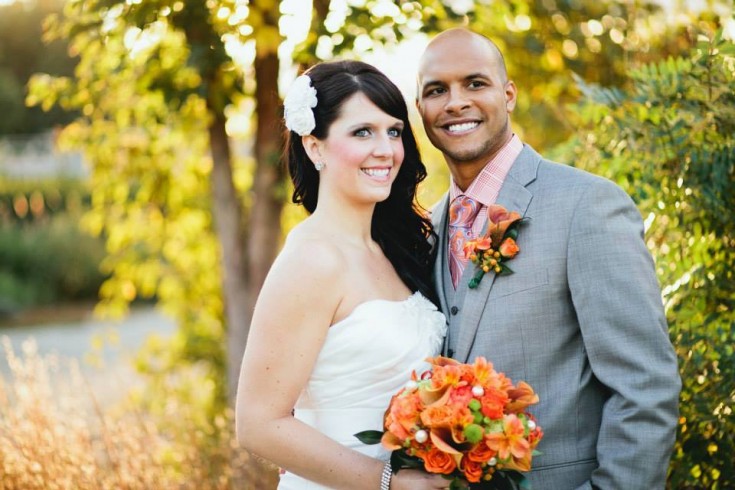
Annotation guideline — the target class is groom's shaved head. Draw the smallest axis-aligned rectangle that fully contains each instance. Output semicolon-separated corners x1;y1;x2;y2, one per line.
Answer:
418;28;509;85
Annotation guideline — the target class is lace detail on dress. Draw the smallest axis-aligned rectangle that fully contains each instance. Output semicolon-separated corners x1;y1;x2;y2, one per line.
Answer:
402;292;447;361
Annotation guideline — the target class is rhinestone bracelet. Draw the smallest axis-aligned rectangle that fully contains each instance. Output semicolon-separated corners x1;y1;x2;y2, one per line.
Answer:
380;460;392;490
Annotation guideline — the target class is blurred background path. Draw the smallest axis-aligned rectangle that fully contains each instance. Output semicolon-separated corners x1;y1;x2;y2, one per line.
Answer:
0;306;176;405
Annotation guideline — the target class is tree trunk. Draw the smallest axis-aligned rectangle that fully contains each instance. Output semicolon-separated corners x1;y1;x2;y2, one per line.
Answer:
248;47;283;308
207;109;251;400
240;58;284;357
225;2;286;400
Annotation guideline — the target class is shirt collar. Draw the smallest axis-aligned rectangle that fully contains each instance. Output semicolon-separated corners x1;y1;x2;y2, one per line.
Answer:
449;134;523;207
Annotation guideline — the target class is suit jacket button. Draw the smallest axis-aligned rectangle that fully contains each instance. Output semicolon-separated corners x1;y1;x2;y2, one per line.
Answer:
447;348;454;357
450;306;459;315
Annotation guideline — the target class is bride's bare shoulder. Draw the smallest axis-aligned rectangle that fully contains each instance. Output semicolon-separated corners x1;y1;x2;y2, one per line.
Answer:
272;220;347;282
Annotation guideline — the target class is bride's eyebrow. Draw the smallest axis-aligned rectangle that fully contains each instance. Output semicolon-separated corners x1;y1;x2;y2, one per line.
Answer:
346;120;404;130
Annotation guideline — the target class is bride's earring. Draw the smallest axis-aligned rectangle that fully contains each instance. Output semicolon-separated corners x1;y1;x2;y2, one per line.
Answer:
314;161;326;171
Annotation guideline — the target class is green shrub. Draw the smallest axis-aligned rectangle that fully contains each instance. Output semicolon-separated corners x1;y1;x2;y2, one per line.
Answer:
564;30;735;489
0;213;106;309
0;179;89;224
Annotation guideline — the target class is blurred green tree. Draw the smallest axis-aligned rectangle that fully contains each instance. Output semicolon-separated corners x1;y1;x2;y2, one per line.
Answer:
0;0;76;134
28;0;289;405
565;29;735;488
458;0;707;149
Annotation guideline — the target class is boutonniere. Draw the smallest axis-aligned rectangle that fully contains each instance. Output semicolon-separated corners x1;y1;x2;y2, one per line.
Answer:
463;205;527;289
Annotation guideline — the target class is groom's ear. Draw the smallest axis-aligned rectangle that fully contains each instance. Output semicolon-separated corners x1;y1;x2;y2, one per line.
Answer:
415;95;426;117
504;80;518;113
301;135;323;164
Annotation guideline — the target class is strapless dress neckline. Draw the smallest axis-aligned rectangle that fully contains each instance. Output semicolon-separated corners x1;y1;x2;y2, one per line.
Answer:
330;291;426;329
277;291;447;490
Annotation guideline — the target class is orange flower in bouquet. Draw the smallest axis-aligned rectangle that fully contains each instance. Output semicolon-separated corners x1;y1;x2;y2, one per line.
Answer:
356;356;543;489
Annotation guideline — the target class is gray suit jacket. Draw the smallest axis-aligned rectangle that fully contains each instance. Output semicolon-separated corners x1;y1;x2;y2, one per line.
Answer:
431;145;680;490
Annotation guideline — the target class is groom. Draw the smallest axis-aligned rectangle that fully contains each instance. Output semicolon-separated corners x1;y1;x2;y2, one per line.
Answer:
418;28;681;489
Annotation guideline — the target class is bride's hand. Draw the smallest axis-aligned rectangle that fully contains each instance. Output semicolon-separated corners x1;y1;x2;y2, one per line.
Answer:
390;469;463;490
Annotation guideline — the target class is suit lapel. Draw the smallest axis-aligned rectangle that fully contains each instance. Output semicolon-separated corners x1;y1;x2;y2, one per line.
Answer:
454;145;540;362
431;193;451;317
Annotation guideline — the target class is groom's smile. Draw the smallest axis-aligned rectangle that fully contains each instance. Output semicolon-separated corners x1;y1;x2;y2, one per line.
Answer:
445;120;481;134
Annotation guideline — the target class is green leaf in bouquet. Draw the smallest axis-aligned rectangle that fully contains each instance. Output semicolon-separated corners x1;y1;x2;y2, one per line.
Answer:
449;478;468;490
390;449;424;473
353;430;383;445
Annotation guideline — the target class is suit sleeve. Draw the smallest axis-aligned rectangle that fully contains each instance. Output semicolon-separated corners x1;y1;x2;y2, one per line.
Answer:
567;179;680;489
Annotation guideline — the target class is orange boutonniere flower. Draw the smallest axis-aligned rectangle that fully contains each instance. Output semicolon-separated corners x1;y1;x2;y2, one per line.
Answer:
463;205;527;289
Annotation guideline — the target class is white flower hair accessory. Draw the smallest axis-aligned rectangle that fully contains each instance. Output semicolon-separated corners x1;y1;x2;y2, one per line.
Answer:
284;75;318;136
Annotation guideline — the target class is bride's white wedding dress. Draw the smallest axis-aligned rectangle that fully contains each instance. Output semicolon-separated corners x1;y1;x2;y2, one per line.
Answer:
277;291;447;490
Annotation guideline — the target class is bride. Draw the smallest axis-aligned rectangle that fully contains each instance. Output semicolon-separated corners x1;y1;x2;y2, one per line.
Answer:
235;60;449;490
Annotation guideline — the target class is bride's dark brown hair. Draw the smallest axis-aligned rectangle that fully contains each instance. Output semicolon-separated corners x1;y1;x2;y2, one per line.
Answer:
285;60;438;306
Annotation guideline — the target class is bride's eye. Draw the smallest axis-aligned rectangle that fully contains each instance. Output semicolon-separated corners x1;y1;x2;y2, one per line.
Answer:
388;127;402;138
353;128;371;137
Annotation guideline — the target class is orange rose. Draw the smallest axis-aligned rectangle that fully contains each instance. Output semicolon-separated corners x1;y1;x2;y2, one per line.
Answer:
448;385;473;406
423;447;457;475
498;238;519;259
420;404;454;429
461;457;484;483
467;441;497;463
384;391;422;439
422;404;474;447
480;387;509;420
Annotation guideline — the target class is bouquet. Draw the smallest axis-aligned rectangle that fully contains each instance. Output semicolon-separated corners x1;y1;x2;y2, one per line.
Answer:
356;356;543;489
